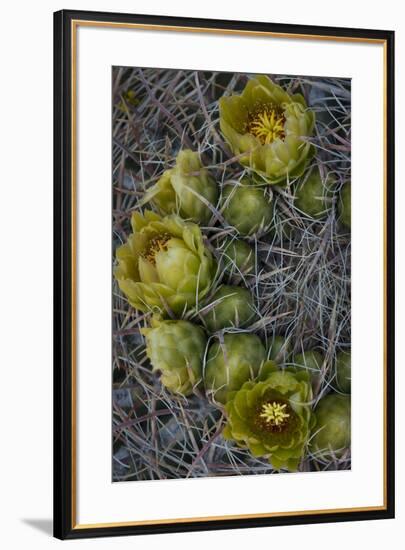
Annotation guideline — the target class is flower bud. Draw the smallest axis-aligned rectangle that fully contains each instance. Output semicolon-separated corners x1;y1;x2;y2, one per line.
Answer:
218;237;255;276
339;182;351;229
268;335;291;364
222;181;273;236
293;350;325;389
293;350;324;375
200;285;256;332
311;393;351;459
294;168;335;219
335;350;351;393
205;333;266;404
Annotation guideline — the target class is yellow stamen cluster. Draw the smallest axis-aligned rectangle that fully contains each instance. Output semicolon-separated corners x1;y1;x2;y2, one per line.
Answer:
260;401;290;426
247;106;286;144
143;233;171;264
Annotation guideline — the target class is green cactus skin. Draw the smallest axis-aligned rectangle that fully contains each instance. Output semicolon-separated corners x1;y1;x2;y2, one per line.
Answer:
312;393;351;459
222;182;274;236
339;182;351;229
293;350;324;375
205;333;266;404
200;285;256;332
268;335;291;364
219;237;256;276
141;319;207;396
294;168;335;219
223;363;313;471
335;350;351;394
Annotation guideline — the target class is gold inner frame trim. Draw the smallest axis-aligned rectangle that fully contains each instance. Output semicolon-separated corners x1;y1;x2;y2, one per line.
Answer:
74;505;387;530
72;19;388;44
70;19;389;530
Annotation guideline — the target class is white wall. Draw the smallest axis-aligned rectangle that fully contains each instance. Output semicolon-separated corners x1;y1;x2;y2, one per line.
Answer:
0;0;403;547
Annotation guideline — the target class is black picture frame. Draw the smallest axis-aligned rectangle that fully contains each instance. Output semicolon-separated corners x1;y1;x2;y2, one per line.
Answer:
54;9;395;540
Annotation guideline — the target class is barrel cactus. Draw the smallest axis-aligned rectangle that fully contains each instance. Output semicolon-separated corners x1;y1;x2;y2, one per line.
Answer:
294;350;324;375
311;393;351;459
268;335;291;364
205;333;266;404
200;285;256;332
221;181;274;236
294;167;335;219
218;237;256;276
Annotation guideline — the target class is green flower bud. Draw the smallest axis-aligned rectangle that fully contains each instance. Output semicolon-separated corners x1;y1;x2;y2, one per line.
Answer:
219;75;315;184
141;319;206;396
219;237;256;276
223;363;313;471
312;394;351;459
200;285;256;332
257;359;279;381
205;333;266;404
293;350;325;389
293;350;324;375
294;168;335;219
335;350;351;394
141;150;218;224
222;181;273;236
268;335;291;364
339;182;351;229
114;210;215;315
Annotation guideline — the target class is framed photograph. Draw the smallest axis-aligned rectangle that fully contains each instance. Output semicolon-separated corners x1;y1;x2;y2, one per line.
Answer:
54;9;395;540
